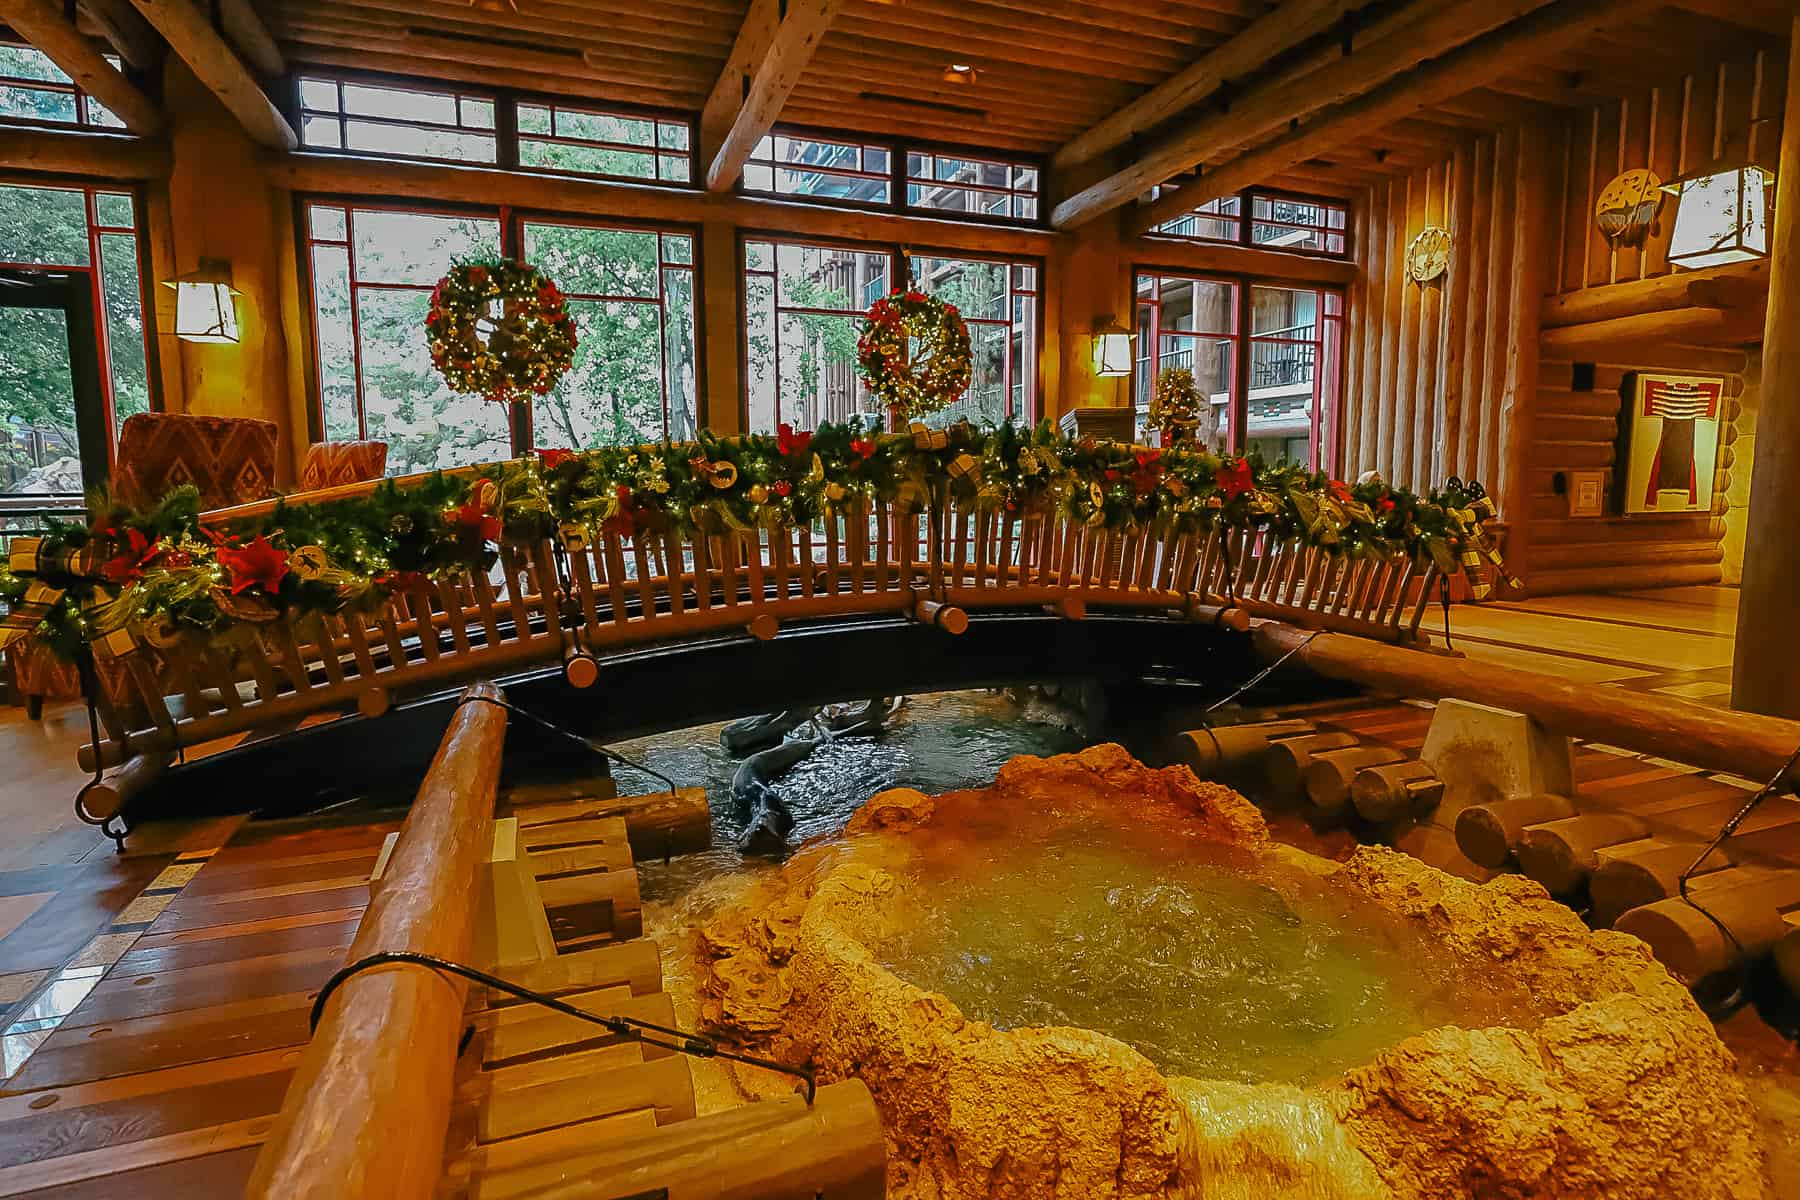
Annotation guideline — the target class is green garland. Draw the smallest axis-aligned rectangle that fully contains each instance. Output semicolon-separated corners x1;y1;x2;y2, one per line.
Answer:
0;421;1512;664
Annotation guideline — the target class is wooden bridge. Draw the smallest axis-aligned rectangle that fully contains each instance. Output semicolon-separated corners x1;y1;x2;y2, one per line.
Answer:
80;476;1453;821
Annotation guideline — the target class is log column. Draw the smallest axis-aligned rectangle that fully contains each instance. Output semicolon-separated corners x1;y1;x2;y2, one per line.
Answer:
1732;16;1800;717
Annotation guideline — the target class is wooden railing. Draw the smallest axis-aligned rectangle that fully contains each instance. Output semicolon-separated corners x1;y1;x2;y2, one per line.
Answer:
80;493;1444;771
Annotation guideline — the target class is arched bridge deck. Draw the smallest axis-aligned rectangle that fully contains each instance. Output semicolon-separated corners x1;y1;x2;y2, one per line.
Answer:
81;494;1443;820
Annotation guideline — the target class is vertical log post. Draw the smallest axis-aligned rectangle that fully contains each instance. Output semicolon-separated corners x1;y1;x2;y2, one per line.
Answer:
1733;16;1800;717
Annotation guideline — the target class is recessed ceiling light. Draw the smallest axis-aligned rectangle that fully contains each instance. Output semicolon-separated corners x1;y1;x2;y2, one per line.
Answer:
942;63;978;85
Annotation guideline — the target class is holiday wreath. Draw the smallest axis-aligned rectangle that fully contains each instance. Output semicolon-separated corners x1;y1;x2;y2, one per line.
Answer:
856;289;973;420
425;259;578;405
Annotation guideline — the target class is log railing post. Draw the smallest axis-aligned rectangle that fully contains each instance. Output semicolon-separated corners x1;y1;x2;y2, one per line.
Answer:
244;680;509;1200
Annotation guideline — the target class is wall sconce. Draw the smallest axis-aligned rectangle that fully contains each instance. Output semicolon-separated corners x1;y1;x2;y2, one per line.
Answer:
164;258;240;344
1661;165;1771;270
1091;317;1134;378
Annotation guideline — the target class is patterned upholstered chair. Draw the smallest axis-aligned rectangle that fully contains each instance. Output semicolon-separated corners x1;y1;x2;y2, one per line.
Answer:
112;412;279;511
300;440;388;491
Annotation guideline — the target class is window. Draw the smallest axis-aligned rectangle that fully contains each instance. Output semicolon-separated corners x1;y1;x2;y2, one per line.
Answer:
299;76;497;163
0;42;125;129
910;256;1037;427
1134;272;1343;471
304;203;700;472
743;135;891;204
517;101;692;183
305;203;510;474
744;239;891;432
743;239;1040;432
522;221;697;446
905;152;1039;221
1151;188;1349;258
0;182;151;500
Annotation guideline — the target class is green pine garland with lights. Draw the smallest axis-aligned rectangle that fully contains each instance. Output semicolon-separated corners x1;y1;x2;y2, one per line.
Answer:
0;421;1512;665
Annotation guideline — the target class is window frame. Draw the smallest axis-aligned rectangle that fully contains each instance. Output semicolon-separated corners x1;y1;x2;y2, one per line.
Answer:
0;175;162;459
284;67;702;189
1147;186;1353;261
737;121;1048;230
295;192;706;460
737;230;1045;433
1133;261;1347;473
296;73;499;167
0;39;129;131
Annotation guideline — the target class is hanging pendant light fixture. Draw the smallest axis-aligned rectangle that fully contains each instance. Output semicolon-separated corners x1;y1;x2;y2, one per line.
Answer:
163;258;240;344
1660;162;1773;270
1091;316;1134;378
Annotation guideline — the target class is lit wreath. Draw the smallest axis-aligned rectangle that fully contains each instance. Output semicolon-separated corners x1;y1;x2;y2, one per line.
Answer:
425;258;578;406
856;288;972;420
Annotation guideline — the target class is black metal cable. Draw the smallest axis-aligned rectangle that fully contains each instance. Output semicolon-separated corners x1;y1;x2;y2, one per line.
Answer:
1203;629;1322;716
1674;739;1800;1018
1437;575;1455;653
309;950;816;1102
455;692;677;798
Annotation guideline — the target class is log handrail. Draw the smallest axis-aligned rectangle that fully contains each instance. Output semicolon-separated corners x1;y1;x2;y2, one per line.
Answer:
1254;623;1800;782
244;680;508;1200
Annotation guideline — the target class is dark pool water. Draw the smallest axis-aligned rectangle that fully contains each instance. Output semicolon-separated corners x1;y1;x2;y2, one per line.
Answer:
606;688;1088;901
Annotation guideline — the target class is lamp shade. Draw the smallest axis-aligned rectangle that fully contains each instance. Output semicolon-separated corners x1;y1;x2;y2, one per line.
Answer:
163;258;241;344
1092;330;1134;378
1665;167;1770;270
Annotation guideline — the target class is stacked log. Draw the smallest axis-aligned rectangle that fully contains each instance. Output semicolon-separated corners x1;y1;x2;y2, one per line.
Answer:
1350;761;1444;824
1454;792;1576;868
1613;868;1800;984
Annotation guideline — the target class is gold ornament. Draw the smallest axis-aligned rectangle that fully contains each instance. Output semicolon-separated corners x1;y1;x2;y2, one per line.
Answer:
1089;482;1105;507
710;460;738;489
748;484;769;504
290;545;331;581
824;482;846;503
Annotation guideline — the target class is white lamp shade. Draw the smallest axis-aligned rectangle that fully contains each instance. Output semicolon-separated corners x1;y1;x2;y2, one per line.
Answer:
1092;331;1133;377
1668;167;1771;270
174;280;240;343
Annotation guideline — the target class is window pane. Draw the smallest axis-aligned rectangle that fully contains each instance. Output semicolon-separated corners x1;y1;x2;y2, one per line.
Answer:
515;102;692;184
355;288;510;474
746;135;890;204
663;267;697;440
1153;278;1235;336
344;119;495;162
913;255;1036;426
0;83;76;124
351;210;500;285
906;149;1038;221
309;205;348;241
301;114;343;149
1154;195;1239;242
557;108;653;145
745;240;890;432
913;256;1007;321
660;234;692;266
533;298;664;448
658;154;689;183
1136;273;1236;452
343;82;458;124
0;184;90;266
459;97;495;130
657;121;689;151
99;232;149;439
523;222;660;299
1250;285;1318;336
0;43;69;84
521;138;654;178
94;192;134;228
517;102;551;135
310;243;359;441
0;306;82;496
84;96;124;128
298;78;339;111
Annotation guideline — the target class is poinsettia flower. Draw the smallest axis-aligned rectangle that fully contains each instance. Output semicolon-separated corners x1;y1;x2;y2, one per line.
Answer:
1129;451;1164;497
537;448;576;470
1377;496;1397;515
1216;459;1255;501
376;569;434;595
777;422;813;458
217;535;289;596
102;528;163;584
450;498;501;543
850;437;877;461
1327;479;1352;503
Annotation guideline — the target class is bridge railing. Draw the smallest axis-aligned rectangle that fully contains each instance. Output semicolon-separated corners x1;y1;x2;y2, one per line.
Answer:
78;496;1439;772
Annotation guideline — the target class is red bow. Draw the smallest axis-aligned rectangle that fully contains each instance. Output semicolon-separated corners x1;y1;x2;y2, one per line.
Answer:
777;422;813;458
1216;459;1254;501
451;498;502;543
217;535;289;596
851;437;877;461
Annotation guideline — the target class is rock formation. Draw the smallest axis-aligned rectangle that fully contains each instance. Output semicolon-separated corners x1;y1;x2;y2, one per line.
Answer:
696;745;1770;1200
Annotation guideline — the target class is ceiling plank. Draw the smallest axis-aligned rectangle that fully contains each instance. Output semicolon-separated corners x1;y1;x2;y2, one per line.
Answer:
217;0;285;76
700;0;845;193
127;0;296;148
78;0;161;71
1126;0;1644;236
1054;0;1362;171
0;0;162;133
1052;0;1560;228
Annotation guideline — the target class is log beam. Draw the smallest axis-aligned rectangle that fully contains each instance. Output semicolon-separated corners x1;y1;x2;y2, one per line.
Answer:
1540;306;1764;356
1120;0;1641;237
1052;0;1552;229
1540;260;1770;328
700;0;844;193
1255;621;1800;784
127;0;296;149
0;125;171;176
0;0;162;134
1051;0;1363;172
1733;15;1800;718
217;0;284;76
78;0;161;71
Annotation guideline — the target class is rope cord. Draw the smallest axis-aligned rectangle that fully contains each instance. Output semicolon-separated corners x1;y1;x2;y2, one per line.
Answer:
1674;739;1800;1018
309;950;816;1102
455;693;677;799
